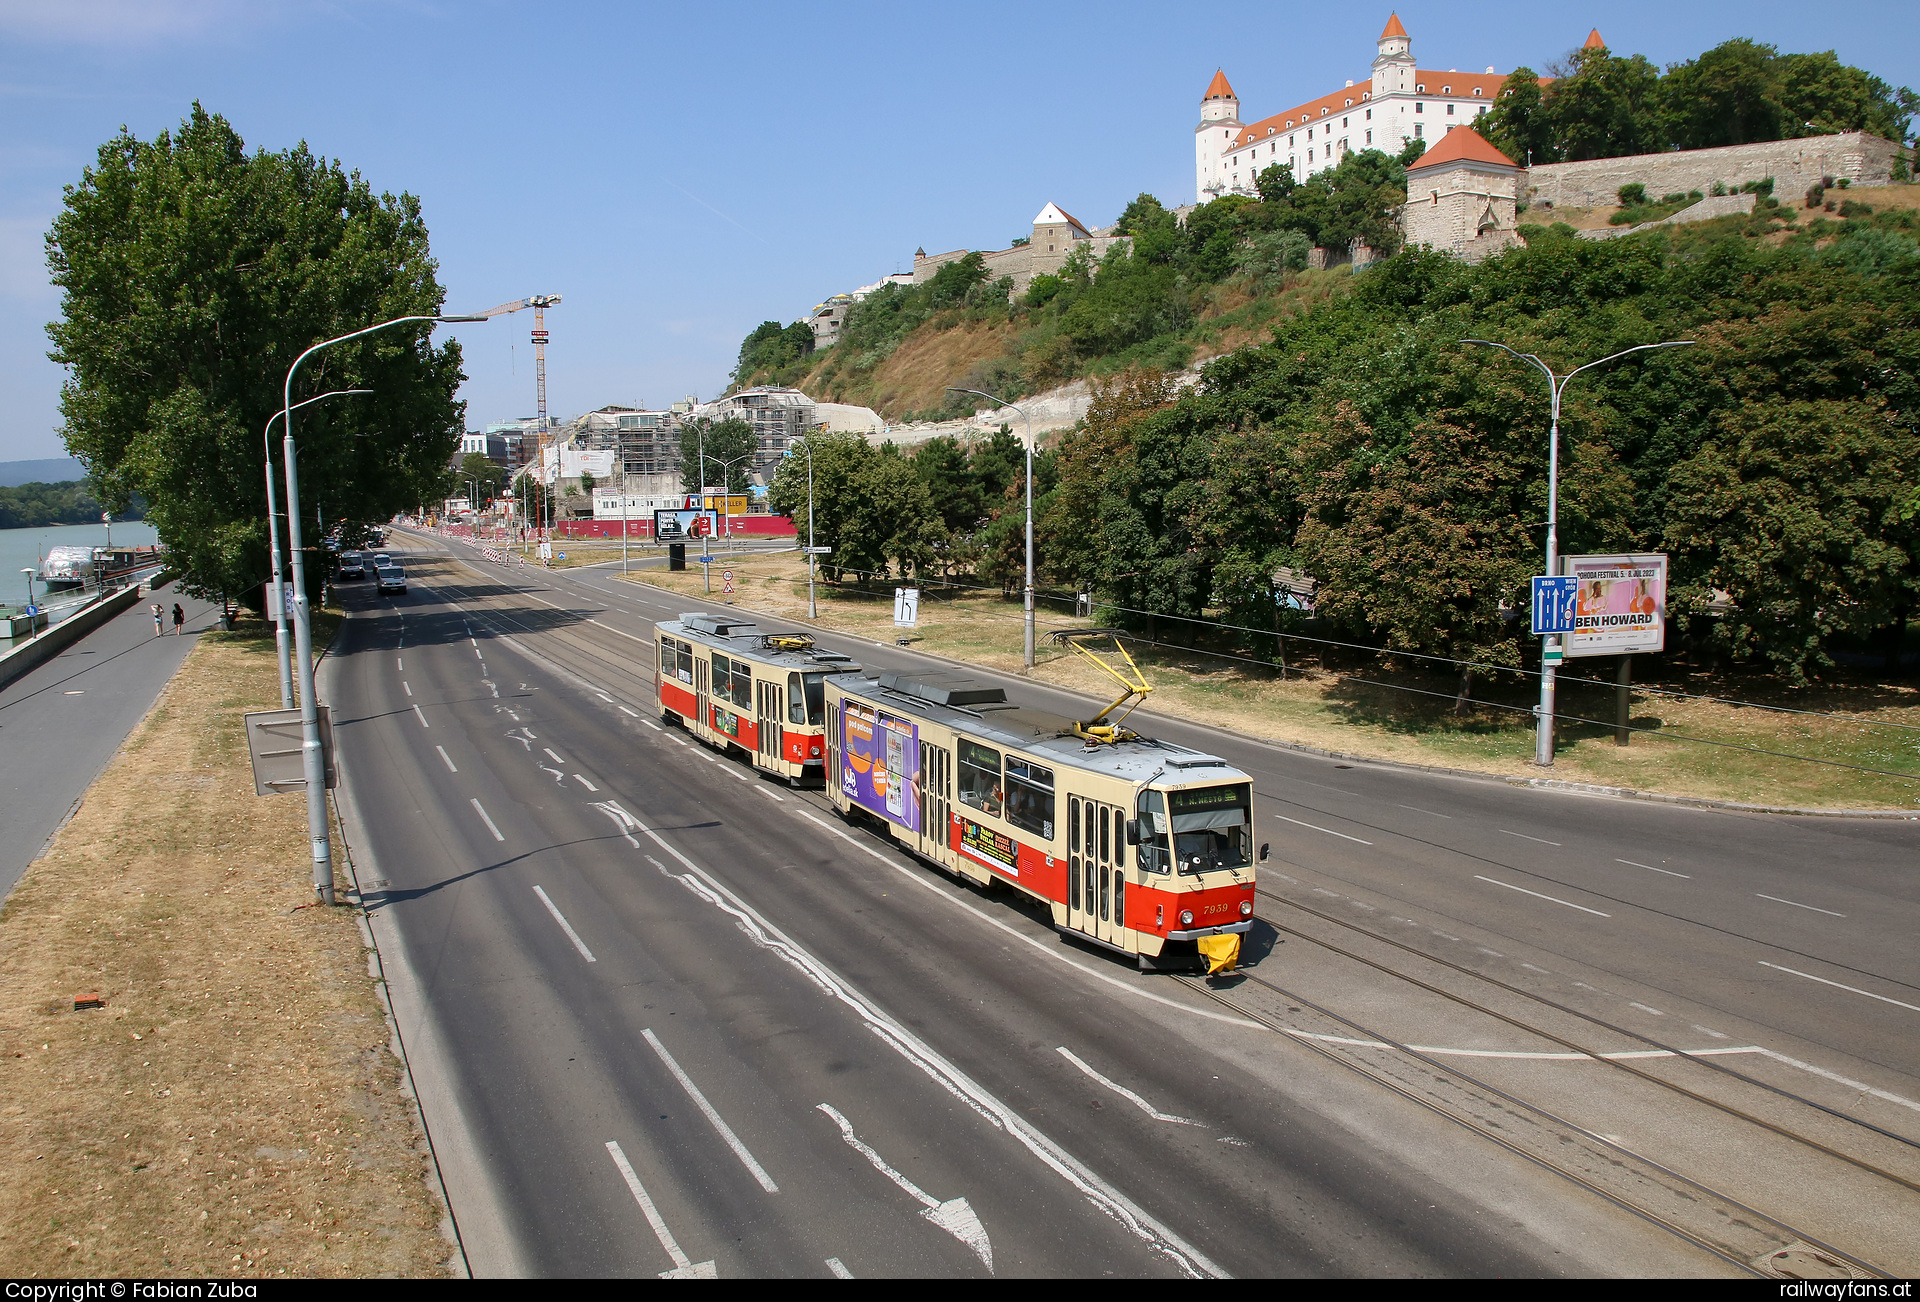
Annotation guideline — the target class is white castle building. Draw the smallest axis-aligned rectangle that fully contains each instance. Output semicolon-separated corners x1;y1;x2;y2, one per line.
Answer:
1197;12;1540;202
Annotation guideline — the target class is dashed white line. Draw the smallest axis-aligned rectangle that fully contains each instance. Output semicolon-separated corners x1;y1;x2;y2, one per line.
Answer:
755;787;786;803
396;658;403;670
1396;804;1452;818
1628;1002;1665;1016
825;1258;854;1279
1498;828;1562;847
595;692;614;703
642;1029;779;1193
1272;813;1373;846
1756;893;1845;918
641;719;661;731
412;704;430;729
1693;1025;1730;1040
435;745;457;773
1473;875;1610;917
544;746;568;764
574;774;599;791
533;885;596;961
1759;962;1920;1013
670;735;689;747
604;1141;715;1279
403;681;413;696
1057;1047;1201;1125
1619;858;1690;879
470;798;504;842
619;705;641;717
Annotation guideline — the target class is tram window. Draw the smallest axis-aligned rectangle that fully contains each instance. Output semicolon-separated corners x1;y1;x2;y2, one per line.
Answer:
802;672;826;725
1169;783;1254;875
712;653;752;709
676;640;693;684
1098;808;1110;863
1084;802;1095;860
1003;757;1054;839
1099;865;1110;921
788;672;807;724
1135;790;1170;874
1068;797;1081;853
957;739;1003;816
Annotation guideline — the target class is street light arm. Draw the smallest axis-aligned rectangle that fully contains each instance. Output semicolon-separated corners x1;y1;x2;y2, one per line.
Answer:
1562;339;1695;387
1460;339;1555;388
265;388;375;439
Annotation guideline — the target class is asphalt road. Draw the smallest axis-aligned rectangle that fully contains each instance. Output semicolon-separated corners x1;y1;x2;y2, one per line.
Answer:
322;533;1918;1276
0;582;221;897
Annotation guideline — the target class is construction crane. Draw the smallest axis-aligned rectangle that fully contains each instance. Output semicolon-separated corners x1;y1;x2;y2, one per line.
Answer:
525;294;562;536
1045;629;1154;743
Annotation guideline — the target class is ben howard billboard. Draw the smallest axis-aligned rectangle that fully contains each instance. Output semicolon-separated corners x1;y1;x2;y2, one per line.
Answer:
1565;553;1666;657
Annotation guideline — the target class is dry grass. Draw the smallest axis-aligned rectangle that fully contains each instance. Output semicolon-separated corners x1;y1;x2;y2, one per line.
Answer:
623;553;1920;811
0;610;454;1278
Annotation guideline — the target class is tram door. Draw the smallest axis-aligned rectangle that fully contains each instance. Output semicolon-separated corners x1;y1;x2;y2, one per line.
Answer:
922;745;952;861
755;679;780;769
1067;797;1125;944
694;658;710;739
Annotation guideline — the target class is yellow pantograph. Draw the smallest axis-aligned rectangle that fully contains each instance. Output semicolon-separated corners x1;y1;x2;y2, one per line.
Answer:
1047;630;1153;744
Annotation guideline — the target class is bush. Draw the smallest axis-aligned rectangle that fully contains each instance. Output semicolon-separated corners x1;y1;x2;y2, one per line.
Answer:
1617;183;1648;206
1740;177;1775;197
1806;183;1826;208
1662;191;1688;205
1839;200;1876;219
1710;180;1728;196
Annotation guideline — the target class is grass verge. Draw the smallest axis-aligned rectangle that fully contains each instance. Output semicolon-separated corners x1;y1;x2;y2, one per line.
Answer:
619;552;1920;811
0;609;454;1277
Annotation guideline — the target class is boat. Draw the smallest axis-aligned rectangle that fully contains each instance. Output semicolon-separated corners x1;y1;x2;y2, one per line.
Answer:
39;544;166;590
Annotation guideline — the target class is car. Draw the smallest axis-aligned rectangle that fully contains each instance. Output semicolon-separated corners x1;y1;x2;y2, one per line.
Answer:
337;552;366;580
376;565;406;594
373;553;392;566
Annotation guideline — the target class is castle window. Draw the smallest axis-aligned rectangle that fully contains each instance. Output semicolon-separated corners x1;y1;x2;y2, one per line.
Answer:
1307;128;1313;140
1447;103;1455;116
1344;98;1352;107
1416;84;1425;93
1366;108;1372;120
1414;102;1423;113
1431;192;1439;205
1366;130;1372;144
1442;85;1451;94
1473;87;1482;96
1414;123;1423;138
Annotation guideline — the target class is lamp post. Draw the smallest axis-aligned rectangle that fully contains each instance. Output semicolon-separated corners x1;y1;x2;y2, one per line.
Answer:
263;389;371;709
19;569;34;640
705;452;751;557
798;438;818;619
283;302;524;906
1461;338;1694;766
948;387;1035;668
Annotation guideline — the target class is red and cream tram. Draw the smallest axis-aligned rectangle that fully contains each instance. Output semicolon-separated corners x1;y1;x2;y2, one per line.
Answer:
656;613;860;784
823;666;1260;970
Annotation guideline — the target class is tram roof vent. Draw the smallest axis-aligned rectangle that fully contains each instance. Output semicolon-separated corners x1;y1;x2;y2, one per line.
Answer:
810;652;857;664
1165;754;1230;769
680;612;762;638
878;670;1007;708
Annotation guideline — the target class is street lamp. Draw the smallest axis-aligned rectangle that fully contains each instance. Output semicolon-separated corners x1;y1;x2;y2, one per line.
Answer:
1461;338;1694;766
948;387;1035;668
797;438;819;619
283;300;526;907
264;389;371;709
705;451;752;558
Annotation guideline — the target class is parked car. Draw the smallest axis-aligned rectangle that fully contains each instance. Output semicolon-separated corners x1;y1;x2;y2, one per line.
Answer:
337;552;366;580
377;564;406;594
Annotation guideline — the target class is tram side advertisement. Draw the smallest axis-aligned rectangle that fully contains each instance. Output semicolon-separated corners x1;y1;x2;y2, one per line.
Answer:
839;701;921;832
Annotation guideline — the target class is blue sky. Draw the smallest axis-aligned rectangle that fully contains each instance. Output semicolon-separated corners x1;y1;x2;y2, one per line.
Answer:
1;0;1915;462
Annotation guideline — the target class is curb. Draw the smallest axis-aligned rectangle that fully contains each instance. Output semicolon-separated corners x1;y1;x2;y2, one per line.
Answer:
598;567;1918;823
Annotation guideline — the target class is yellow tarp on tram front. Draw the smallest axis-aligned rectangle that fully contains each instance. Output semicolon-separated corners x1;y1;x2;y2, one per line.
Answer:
1197;933;1240;976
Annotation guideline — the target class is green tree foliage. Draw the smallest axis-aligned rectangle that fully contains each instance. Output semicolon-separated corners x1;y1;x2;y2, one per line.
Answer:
677;417;756;492
765;434;938;581
0;480;144;530
1547;45;1667;161
1480;67;1558;165
45;105;463;603
732;319;814;386
454;451;506;505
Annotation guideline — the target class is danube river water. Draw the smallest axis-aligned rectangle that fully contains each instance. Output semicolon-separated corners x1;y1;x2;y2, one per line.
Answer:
0;521;160;605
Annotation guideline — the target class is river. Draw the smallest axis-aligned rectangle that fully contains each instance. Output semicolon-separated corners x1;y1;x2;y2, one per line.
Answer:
0;520;160;606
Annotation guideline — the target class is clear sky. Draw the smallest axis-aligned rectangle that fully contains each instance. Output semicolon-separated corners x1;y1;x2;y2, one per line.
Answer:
1;0;1915;462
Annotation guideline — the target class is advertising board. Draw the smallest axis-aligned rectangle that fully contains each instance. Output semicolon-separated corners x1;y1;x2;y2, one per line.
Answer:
652;509;720;541
1564;553;1667;657
838;699;920;831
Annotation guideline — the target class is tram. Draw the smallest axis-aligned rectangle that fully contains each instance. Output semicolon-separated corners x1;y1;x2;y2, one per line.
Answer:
823;633;1261;971
655;612;861;785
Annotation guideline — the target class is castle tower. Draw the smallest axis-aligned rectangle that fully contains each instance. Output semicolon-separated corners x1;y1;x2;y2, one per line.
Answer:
1371;12;1415;100
1196;69;1242;201
1401;125;1521;259
1583;28;1606;50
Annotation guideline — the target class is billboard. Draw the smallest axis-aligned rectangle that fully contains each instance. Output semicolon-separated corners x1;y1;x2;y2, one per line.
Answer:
839;699;921;832
652;509;720;541
1564;553;1666;657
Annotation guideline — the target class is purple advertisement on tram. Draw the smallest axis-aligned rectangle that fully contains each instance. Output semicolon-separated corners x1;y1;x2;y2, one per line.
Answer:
840;700;921;832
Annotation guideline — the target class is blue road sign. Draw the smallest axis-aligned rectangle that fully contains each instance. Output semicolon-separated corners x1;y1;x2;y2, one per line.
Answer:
23;605;38;617
1531;575;1577;636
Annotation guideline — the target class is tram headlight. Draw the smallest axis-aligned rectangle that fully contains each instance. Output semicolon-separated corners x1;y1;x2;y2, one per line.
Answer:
1240;900;1253;917
1179;909;1194;927
809;744;821;756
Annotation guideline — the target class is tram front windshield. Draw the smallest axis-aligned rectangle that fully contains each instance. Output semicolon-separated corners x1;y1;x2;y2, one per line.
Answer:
802;672;826;725
1142;783;1252;875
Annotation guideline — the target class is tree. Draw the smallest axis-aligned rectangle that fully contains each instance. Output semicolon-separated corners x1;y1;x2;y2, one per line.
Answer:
1661;39;1785;150
456;451;505;505
1777;51;1920;142
1543;45;1666;161
732;319;814;384
677;417;755;492
765;433;940;581
1481;67;1558;165
45;104;465;605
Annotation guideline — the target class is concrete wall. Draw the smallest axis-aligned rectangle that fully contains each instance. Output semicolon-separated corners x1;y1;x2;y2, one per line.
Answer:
0;585;144;692
1524;132;1909;209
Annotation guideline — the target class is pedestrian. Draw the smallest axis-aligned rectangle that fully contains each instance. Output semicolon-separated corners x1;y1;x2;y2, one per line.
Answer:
151;602;164;636
170;603;185;635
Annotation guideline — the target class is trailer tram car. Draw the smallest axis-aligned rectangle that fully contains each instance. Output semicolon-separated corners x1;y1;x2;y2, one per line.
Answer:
824;661;1262;971
656;613;861;785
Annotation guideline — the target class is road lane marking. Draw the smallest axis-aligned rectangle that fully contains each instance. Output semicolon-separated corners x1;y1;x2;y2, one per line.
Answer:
574;774;598;791
721;766;749;782
1759;962;1920;1013
412;704;430;729
1396;804;1452;818
670;735;689;746
1628;1002;1665;1016
1472;875;1611;917
1618;858;1690;878
641;719;660;731
435;746;457;773
627;812;1225;1276
1272;814;1372;845
470;798;504;842
1057;1048;1201;1126
403;681;412;696
604;1141;717;1279
817;1105;991;1271
595;692;614;702
533;885;596;961
585;617;653;645
544;747;568;764
642;1029;779;1193
1756;893;1845;918
592;801;641;847
755;787;785;803
397;658;403;670
826;1258;854;1279
620;705;641;717
1498;828;1562;846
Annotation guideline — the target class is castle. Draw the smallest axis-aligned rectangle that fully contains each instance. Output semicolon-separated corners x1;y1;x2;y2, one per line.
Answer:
1196;13;1541;202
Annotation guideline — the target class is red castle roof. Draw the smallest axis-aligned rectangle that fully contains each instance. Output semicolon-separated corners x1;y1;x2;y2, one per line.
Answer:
1380;12;1408;39
1405;124;1517;172
1583;28;1606;49
1203;69;1237;101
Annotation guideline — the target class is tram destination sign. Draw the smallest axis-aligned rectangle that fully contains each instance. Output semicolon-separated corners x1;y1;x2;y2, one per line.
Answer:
1564;553;1667;658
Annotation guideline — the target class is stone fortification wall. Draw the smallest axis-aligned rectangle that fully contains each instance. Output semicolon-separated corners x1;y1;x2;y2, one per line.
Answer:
1524;132;1908;209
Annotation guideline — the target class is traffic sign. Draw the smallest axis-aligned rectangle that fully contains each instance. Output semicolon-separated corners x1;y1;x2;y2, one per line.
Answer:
697;555;715;564
803;546;833;555
1530;575;1577;636
23;604;38;617
722;569;734;594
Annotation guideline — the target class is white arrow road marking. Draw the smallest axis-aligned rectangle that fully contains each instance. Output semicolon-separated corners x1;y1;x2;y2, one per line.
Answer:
591;801;641;847
533;886;595;962
643;1029;779;1193
536;762;564;784
1057;1048;1202;1126
604;1141;717;1279
817;1105;991;1272
481;679;500;698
